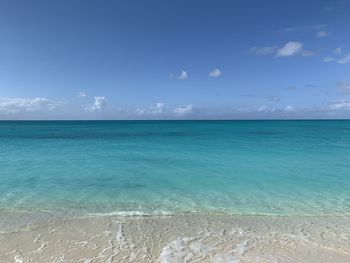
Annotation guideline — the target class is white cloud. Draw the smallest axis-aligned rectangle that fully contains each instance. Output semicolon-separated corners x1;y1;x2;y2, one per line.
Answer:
284;105;294;112
336;53;350;64
276;42;304;57
316;30;331;38
324;53;350;64
208;69;222;78
151;102;166;114
253;42;313;58
0;97;61;114
135;102;195;117
324;47;350;64
93;96;107;110
86;96;107;112
156;102;165;111
135;108;146;115
178;70;188;80
136;102;167;115
174;104;194;115
329;100;350;110
78;91;87;98
248;105;309;113
257;106;268;112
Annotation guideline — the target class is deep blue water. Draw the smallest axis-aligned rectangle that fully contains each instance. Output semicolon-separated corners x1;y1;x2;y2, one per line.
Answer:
0;120;349;215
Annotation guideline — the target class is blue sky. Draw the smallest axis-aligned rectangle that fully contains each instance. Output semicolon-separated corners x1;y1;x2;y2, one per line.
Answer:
0;0;350;119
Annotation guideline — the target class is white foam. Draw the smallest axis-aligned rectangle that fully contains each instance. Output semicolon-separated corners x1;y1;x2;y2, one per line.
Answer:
14;255;24;263
90;211;147;217
89;210;172;217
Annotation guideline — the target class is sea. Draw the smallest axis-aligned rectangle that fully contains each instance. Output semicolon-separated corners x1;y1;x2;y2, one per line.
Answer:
0;120;349;216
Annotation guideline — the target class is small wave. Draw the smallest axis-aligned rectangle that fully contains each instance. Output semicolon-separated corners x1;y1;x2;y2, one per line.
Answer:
88;210;173;217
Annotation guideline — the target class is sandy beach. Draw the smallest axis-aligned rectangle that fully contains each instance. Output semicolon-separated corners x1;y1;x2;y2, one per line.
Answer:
1;212;349;263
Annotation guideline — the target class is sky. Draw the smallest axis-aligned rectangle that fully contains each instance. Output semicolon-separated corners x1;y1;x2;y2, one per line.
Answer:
0;0;350;119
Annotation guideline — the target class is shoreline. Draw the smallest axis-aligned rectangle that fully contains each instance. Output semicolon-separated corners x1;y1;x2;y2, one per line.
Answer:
1;212;350;262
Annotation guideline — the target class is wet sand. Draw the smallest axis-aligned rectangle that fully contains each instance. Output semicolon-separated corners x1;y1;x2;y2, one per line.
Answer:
0;212;350;262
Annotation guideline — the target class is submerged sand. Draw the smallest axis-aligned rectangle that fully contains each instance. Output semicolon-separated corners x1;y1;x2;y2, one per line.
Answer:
0;212;350;263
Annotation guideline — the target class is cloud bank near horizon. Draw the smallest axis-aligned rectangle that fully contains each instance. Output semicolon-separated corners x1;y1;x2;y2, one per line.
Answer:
1;94;350;119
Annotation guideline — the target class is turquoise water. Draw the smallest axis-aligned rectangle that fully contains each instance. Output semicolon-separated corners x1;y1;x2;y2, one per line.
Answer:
0;120;349;216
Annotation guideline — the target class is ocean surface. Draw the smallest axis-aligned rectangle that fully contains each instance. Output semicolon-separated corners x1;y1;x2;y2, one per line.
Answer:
0;120;349;216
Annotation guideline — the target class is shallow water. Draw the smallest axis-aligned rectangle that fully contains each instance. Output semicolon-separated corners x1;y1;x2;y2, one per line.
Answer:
0;120;350;216
1;213;350;263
